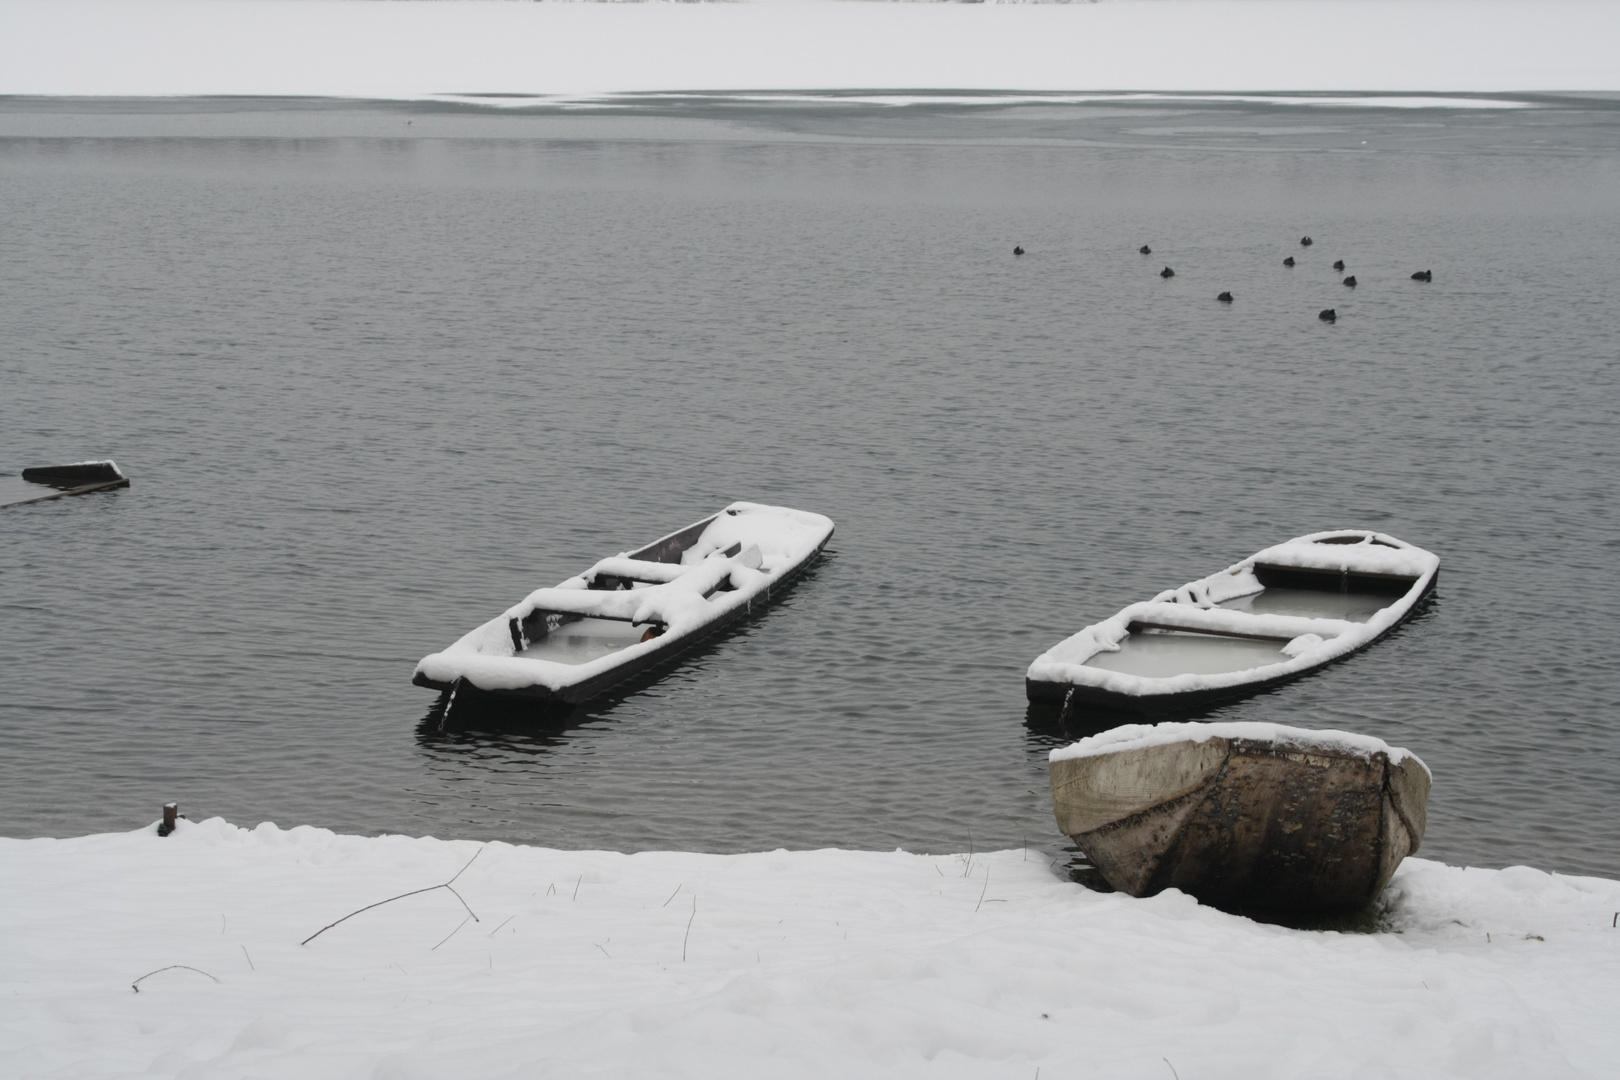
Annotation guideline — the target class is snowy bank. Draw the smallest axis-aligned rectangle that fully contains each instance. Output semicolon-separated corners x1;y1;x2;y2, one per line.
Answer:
4;820;1619;1077
0;1;1618;99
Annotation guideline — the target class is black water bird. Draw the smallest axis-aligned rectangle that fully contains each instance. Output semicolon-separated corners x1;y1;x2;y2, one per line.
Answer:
1139;245;1152;255
1217;291;1233;303
1301;236;1314;246
1283;256;1296;267
1161;266;1175;278
1319;308;1337;322
1333;260;1346;271
1343;275;1357;287
1412;270;1432;282
1014;246;1025;256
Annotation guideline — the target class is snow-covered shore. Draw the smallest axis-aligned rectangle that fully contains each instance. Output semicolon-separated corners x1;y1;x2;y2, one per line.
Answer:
4;820;1618;1078
1;1;1617;99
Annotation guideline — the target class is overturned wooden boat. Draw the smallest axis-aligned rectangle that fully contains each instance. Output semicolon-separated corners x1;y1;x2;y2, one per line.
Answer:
1027;530;1439;714
1;460;129;509
414;502;833;706
1050;721;1430;913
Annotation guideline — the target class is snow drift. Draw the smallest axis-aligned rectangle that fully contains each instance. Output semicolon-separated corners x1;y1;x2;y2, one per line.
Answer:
3;819;1619;1077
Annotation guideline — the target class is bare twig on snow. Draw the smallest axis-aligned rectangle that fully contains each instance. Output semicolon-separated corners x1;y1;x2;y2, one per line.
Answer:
302;845;485;946
683;896;697;961
431;915;473;951
131;965;220;993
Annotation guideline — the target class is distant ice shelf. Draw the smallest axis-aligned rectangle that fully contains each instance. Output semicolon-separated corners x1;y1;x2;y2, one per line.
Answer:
1;1;1617;99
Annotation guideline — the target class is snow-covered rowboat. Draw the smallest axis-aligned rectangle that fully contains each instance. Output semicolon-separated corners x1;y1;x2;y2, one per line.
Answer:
413;502;834;706
1027;531;1439;714
1050;721;1430;912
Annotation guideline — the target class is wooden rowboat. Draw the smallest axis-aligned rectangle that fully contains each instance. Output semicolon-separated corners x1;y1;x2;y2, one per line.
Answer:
1027;531;1439;715
1050;721;1430;913
413;502;833;707
1;460;129;509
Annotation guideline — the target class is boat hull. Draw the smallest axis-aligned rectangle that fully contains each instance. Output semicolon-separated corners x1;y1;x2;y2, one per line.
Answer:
1027;533;1439;715
414;505;835;709
1051;732;1429;913
414;539;827;706
2;460;129;509
1025;575;1432;714
1028;669;1304;714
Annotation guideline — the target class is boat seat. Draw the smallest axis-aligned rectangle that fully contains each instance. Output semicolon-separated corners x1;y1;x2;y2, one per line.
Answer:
584;557;693;588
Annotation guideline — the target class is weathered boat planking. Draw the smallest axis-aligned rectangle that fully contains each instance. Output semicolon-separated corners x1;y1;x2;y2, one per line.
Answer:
1050;722;1430;913
414;502;833;708
1;460;130;509
1027;531;1440;715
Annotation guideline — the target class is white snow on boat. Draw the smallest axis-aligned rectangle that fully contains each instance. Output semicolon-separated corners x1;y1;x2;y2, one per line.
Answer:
414;501;833;705
1050;719;1427;770
1027;531;1440;713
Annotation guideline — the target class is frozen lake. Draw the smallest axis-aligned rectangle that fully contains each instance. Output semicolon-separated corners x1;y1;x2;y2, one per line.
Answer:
2;92;1618;876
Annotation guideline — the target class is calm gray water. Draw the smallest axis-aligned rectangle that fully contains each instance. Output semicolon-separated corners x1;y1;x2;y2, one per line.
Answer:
3;93;1618;877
